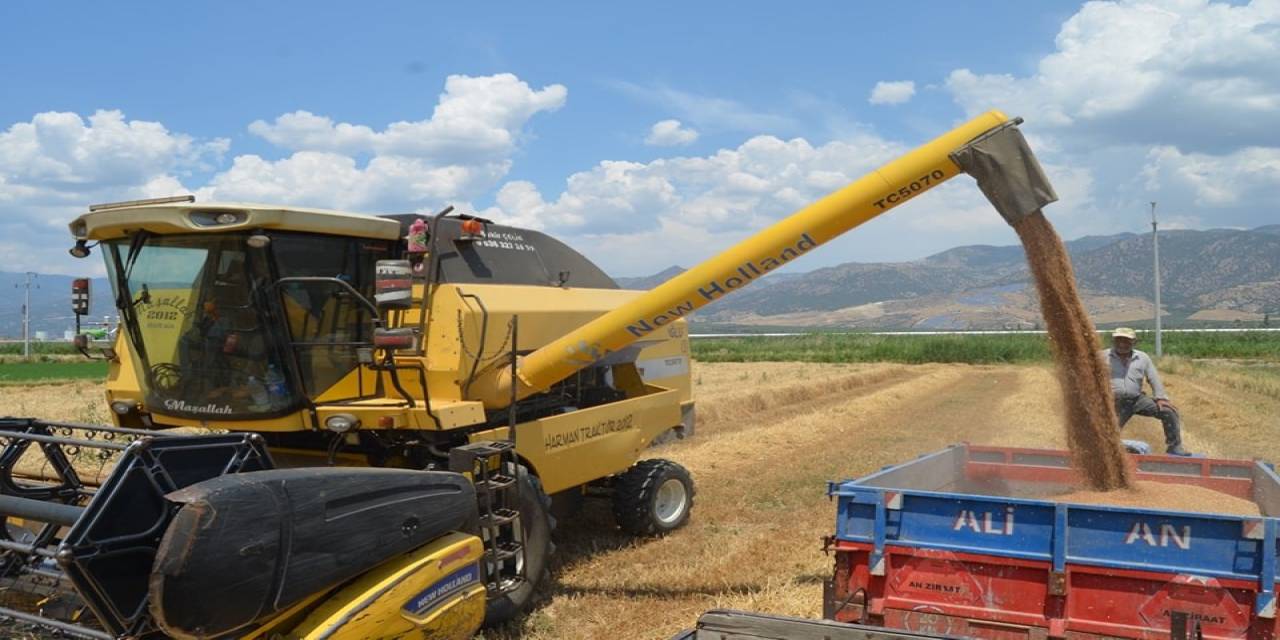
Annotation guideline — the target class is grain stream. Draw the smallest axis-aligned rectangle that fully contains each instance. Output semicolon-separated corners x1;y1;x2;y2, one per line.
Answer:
1013;212;1130;490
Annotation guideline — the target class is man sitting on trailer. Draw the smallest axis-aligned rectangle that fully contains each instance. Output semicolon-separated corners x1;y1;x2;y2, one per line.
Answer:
1102;327;1192;456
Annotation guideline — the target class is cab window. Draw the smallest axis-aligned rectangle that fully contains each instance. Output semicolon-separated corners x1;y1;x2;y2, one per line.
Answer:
272;234;388;397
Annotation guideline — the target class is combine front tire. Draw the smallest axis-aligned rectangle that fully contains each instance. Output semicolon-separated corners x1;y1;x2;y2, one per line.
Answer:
612;459;694;536
483;466;554;627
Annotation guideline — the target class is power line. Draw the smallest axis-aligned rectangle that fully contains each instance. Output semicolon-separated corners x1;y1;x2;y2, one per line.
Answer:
1150;202;1163;358
15;272;38;360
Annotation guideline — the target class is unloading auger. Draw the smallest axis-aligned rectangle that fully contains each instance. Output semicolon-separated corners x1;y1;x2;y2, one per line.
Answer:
465;110;1057;409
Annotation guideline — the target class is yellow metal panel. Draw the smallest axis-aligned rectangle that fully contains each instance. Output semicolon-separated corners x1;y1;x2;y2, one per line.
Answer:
103;330;145;426
142;409;312;431
508;386;682;493
311;361;485;430
310;361;380;404
634;320;691;403
419;282;658;427
288;532;485;640
468;110;1011;408
421;400;487;429
240;592;329;640
71;202;401;242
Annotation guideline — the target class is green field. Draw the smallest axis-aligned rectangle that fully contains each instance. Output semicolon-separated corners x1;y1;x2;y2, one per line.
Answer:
0;360;109;383
0;331;1273;383
0;342;82;356
691;330;1280;364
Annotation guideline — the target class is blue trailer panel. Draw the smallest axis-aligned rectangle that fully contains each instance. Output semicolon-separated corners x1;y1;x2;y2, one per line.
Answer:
827;444;1280;639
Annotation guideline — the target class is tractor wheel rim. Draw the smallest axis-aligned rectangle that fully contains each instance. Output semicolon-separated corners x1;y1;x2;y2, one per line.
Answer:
654;478;688;525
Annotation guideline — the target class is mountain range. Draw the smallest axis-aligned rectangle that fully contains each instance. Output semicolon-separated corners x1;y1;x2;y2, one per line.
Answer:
617;225;1280;330
4;225;1278;337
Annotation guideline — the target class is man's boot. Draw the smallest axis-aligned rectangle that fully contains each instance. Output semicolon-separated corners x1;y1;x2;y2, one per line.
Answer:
1155;403;1190;457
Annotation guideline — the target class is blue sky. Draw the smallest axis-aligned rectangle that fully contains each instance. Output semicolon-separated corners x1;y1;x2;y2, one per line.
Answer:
3;1;1278;277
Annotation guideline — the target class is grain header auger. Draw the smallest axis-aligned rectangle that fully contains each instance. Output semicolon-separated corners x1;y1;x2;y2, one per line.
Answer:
0;110;1056;639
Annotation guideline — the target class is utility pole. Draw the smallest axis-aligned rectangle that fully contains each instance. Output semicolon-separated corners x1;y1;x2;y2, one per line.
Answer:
1150;202;1163;358
16;272;37;360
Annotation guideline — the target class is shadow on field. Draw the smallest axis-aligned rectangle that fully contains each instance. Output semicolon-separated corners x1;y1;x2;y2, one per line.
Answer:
549;497;647;568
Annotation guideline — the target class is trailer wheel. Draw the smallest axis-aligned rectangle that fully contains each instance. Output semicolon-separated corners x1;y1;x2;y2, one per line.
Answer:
483;465;555;627
613;459;694;536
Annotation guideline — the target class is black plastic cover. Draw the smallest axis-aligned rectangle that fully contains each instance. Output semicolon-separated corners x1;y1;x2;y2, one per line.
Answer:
56;432;275;639
149;467;478;639
381;215;619;289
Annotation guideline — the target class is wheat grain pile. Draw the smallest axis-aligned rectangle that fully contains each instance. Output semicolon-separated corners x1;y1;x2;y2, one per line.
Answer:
1054;481;1258;516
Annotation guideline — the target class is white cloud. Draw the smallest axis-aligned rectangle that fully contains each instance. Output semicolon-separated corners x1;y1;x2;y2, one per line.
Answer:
1143;145;1280;207
247;112;377;157
946;0;1280;152
479;130;963;272
0;110;217;273
10;4;1280;285
195;152;506;212
645;119;699;147
941;0;1280;243
247;74;566;164
0;74;564;274
0;110;224;191
868;81;916;106
202;74;566;209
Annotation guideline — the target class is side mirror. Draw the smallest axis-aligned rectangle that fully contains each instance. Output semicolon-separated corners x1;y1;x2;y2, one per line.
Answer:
73;332;116;361
375;260;413;310
72;278;90;315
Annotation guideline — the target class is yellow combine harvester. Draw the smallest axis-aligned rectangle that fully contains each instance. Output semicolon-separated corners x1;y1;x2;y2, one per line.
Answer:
0;109;1055;639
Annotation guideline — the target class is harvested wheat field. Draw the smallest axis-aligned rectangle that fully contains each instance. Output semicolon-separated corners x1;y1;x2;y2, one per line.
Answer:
2;360;1278;640
485;359;1280;640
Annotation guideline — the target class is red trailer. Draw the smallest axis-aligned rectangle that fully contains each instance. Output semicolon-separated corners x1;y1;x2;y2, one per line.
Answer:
825;444;1280;640
672;445;1279;640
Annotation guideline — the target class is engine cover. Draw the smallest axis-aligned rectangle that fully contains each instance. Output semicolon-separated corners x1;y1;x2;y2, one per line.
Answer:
148;467;478;639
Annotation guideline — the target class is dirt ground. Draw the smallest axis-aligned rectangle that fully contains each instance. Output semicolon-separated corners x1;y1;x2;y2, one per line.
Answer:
1;360;1277;639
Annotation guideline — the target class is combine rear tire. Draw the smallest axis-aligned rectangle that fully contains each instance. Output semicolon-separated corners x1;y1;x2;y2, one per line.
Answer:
612;459;694;536
483;465;554;627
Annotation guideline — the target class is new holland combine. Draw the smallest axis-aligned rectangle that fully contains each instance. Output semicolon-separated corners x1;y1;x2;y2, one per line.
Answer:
0;110;1058;639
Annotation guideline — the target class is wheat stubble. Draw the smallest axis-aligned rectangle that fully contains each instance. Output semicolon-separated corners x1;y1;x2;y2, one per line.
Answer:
1014;212;1131;490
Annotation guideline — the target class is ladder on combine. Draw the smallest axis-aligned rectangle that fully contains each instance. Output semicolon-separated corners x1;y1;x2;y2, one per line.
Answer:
450;441;527;598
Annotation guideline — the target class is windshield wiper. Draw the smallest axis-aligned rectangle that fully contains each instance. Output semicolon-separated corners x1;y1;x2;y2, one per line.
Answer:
112;232;150;310
110;232;152;368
